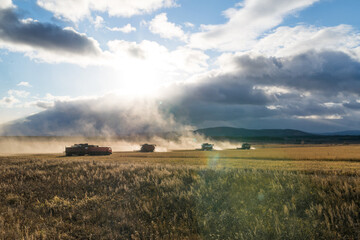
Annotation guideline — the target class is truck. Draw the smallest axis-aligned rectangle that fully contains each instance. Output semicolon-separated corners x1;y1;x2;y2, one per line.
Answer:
65;143;112;156
201;143;214;151
140;144;156;152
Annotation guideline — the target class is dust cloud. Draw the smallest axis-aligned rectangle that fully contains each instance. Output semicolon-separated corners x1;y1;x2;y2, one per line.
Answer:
0;134;241;155
0;96;241;155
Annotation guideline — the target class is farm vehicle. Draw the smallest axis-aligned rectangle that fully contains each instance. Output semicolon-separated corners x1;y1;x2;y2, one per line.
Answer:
65;143;112;156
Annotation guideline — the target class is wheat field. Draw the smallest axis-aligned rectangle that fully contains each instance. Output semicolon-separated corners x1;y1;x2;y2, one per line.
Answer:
0;145;359;239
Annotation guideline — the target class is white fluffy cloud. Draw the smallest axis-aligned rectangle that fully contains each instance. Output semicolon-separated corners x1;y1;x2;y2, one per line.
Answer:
93;16;104;29
148;13;187;41
0;2;207;73
184;22;194;28
0;89;30;108
0;95;19;107
107;24;136;33
108;39;208;72
253;24;360;59
189;0;320;51
0;0;13;9
17;82;32;87
0;5;207;78
37;0;177;22
8;90;30;98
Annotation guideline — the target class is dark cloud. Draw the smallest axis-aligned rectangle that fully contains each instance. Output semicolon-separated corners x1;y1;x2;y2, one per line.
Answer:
231;51;360;95
0;96;181;136
0;7;101;56
273;101;346;117
164;98;347;129
180;79;274;105
165;50;360;111
160;50;360;130
35;101;53;109
343;101;360;110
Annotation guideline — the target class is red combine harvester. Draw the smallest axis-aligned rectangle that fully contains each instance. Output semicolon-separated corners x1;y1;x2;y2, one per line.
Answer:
65;143;112;156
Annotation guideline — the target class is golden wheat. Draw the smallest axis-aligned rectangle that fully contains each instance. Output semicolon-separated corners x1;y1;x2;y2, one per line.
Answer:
0;145;359;239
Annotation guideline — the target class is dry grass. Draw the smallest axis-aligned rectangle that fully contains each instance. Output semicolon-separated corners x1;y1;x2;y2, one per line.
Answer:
0;145;359;239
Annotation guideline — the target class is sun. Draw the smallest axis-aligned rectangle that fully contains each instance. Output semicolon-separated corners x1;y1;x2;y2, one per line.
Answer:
111;63;164;98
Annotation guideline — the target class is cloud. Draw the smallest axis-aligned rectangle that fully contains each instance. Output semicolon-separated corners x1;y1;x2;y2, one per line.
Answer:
0;89;30;108
0;3;206;72
214;50;360;95
0;95;184;136
343;101;360;110
17;81;32;87
8;90;30;98
109;39;208;75
2;0;360;134
0;0;13;9
169;76;275;106
35;101;54;109
0;95;20;108
93;15;104;29
189;0;320;51
295;114;343;120
2;47;360;136
37;0;178;22
184;22;194;28
3;49;360;134
154;48;360;131
148;13;187;41
253;25;360;59
0;6;104;65
107;24;136;33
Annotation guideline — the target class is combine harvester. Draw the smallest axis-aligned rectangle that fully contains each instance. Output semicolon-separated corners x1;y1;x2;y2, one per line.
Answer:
237;143;251;150
65;143;112;156
200;143;214;151
139;144;156;152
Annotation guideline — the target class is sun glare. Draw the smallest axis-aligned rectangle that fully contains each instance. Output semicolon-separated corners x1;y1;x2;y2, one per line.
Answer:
112;63;164;98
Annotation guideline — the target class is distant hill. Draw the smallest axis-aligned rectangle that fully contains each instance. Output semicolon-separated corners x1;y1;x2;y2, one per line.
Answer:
194;127;315;138
319;130;360;136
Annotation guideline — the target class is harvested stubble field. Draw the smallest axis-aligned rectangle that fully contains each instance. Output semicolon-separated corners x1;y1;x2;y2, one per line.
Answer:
0;145;359;239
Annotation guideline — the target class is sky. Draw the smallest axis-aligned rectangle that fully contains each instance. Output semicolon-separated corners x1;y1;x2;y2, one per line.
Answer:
1;0;360;135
